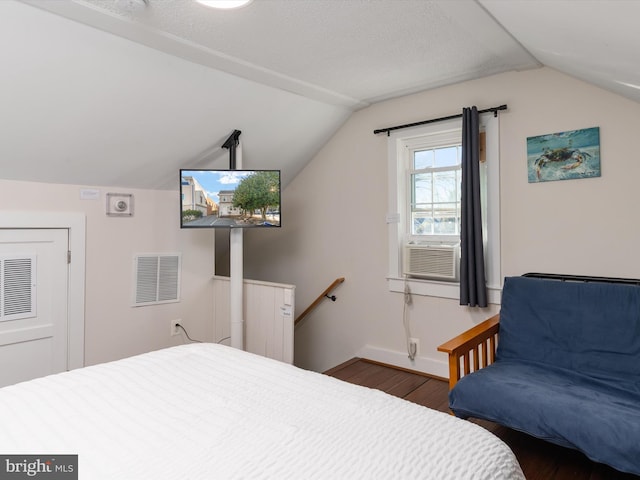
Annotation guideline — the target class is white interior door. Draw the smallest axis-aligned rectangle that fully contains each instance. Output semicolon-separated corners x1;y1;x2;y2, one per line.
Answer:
0;229;69;387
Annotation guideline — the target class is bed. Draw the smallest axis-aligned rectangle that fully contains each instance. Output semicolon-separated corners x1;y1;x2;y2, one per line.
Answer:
0;343;524;479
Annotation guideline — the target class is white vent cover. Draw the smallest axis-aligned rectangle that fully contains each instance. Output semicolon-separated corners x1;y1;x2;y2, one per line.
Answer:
133;254;181;306
1;255;36;321
403;243;459;281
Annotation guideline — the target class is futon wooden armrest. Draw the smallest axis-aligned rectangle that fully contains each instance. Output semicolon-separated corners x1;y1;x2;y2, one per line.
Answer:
437;314;500;390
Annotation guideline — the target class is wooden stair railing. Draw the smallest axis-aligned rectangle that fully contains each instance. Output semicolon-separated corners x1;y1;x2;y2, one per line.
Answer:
294;277;345;326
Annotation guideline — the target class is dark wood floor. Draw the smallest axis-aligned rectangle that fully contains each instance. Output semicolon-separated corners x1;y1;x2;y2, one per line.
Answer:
324;358;639;480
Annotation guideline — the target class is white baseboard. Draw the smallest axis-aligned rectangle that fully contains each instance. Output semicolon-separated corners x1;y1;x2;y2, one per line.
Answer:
356;344;449;379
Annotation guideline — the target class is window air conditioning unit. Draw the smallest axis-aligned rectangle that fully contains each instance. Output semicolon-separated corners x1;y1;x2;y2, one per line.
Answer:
403;242;460;281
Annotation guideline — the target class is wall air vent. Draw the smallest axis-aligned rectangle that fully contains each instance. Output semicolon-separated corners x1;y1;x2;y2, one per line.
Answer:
0;255;36;321
403;243;459;281
133;254;181;306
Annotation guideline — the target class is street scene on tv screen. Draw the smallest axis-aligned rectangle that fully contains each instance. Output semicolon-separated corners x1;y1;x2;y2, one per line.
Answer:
181;169;281;228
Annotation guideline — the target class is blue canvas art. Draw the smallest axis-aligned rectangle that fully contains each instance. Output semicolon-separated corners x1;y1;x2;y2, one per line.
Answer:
527;127;600;183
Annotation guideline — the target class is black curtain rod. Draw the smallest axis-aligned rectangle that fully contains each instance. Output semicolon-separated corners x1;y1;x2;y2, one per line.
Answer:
373;104;507;136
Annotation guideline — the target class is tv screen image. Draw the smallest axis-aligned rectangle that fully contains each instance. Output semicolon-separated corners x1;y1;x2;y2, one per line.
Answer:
180;169;281;228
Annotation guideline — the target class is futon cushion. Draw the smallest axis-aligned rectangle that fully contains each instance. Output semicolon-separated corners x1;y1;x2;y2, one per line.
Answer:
497;276;640;382
450;361;640;475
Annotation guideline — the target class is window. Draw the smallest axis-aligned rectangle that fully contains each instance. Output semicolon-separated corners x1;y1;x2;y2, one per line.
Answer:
387;115;501;302
406;130;462;243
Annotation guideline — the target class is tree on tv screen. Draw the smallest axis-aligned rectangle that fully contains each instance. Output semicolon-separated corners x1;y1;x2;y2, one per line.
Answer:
233;171;280;220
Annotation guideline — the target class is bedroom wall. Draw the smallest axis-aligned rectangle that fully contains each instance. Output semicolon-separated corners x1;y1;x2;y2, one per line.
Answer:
0;179;215;366
244;67;640;374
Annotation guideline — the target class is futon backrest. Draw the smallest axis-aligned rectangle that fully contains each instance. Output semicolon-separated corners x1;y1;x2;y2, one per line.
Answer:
497;276;640;381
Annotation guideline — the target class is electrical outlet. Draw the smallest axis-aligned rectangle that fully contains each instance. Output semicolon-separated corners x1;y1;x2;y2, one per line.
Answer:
170;319;181;336
409;337;419;356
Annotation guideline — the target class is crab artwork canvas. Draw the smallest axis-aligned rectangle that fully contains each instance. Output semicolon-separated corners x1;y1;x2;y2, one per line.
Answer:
527;127;600;183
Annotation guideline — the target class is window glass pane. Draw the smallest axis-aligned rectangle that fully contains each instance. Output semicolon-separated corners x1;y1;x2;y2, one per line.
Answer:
411;173;432;204
411;208;433;235
434;146;460;168
408;143;461;239
433;203;458;234
433;171;457;202
413;150;433;169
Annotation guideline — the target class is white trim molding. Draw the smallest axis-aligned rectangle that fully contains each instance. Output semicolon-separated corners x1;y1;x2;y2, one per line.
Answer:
357;344;449;379
387;276;502;305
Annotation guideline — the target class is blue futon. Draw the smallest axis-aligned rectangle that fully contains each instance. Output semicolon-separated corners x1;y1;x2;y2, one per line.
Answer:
444;275;640;475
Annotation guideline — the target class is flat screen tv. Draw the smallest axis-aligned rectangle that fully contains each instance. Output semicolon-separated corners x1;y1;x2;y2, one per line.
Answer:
180;169;281;228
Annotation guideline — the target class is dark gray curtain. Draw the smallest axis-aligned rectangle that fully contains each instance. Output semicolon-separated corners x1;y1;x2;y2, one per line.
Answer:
460;106;487;307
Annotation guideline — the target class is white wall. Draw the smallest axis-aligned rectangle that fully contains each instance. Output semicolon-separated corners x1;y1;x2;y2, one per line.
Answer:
244;67;640;374
0;179;215;366
0;1;350;191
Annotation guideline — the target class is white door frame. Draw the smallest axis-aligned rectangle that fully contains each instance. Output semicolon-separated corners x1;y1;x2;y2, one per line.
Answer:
0;212;85;369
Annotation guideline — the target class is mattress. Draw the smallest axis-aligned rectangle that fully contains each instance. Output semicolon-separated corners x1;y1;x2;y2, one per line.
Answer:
0;344;524;479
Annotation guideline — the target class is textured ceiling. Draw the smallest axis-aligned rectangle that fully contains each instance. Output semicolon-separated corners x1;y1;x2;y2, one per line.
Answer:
481;0;640;104
24;0;541;108
3;0;640;190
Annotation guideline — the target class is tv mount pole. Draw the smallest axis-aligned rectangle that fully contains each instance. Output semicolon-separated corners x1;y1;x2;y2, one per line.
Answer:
222;129;241;169
222;129;244;350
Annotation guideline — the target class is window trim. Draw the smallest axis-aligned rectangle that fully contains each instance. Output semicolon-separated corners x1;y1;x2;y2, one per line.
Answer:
387;115;501;304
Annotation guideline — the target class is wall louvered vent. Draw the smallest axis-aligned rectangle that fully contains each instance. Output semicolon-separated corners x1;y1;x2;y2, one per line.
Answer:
134;254;181;306
1;255;37;321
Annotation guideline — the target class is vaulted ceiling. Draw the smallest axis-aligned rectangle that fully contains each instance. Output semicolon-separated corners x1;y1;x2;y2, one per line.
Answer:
2;0;638;190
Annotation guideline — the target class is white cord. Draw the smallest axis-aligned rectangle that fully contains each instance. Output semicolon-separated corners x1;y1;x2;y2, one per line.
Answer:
403;282;416;360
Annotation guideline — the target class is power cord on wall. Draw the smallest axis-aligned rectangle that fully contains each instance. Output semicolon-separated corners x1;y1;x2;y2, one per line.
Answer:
175;322;231;345
175;323;203;343
403;282;417;361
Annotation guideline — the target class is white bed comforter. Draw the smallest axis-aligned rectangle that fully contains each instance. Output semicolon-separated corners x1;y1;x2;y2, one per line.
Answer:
0;344;524;479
